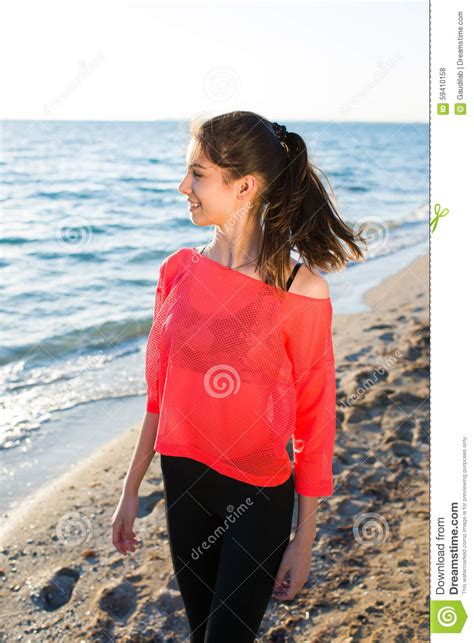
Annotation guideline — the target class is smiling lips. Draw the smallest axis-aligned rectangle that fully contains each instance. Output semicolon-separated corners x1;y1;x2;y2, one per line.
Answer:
188;200;200;209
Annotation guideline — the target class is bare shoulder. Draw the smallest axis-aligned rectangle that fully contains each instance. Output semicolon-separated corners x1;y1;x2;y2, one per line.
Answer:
293;263;330;299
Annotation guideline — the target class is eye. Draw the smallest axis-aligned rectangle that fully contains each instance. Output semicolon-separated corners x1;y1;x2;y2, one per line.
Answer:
192;171;202;177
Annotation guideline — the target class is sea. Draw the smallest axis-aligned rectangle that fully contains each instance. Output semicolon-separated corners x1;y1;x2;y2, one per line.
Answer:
0;119;428;513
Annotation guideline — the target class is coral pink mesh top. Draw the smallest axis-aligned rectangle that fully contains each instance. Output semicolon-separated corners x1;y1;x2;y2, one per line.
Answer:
145;246;336;497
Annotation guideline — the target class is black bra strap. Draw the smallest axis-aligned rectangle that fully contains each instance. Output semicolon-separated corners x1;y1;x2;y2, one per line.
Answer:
196;246;301;291
285;262;302;292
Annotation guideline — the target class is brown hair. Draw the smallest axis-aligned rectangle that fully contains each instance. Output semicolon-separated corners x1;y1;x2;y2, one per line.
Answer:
190;110;367;290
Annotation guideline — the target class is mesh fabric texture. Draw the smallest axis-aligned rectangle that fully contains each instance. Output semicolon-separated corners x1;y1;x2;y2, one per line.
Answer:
145;247;336;497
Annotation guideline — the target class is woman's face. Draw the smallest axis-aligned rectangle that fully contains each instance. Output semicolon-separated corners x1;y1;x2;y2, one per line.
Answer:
178;138;256;227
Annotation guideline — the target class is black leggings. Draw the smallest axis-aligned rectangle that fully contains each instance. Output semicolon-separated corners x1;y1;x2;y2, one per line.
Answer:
160;454;295;642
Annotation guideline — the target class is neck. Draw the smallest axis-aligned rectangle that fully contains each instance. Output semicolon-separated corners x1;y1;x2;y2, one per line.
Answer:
205;233;262;269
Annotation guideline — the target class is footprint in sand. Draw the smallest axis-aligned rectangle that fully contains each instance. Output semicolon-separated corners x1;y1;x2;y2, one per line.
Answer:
136;489;165;518
364;323;392;331
156;587;184;614
98;581;137;619
402;344;422;361
357;368;389;386
37;566;80;611
378;331;395;342
166;574;180;591
344;346;372;362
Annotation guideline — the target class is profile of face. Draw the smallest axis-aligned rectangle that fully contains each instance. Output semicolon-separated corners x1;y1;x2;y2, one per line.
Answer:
178;138;258;228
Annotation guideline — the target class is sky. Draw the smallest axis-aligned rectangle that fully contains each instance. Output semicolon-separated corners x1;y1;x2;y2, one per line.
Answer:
0;0;428;122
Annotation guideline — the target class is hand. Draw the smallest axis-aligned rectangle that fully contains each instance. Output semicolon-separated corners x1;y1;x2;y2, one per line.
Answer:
271;535;313;600
111;491;140;556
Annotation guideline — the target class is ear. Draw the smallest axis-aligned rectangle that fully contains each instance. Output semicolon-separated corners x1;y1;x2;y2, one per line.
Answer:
237;174;258;200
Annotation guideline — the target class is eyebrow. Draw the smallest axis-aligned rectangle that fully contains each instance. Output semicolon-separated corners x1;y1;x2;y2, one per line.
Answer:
188;163;208;170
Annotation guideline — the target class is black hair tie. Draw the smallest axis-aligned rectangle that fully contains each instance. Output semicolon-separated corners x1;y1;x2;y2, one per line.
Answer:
272;123;288;152
271;121;288;143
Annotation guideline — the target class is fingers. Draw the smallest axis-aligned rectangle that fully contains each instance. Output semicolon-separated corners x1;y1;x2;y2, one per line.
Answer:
112;521;127;555
271;578;290;599
272;575;304;601
282;577;299;600
272;565;290;599
112;519;139;555
123;527;139;553
274;568;288;586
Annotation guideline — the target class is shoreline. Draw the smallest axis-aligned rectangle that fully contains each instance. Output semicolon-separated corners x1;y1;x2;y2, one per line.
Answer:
0;252;429;640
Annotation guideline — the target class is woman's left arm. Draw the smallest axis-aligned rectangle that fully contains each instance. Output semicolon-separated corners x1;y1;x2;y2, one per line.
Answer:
272;282;336;601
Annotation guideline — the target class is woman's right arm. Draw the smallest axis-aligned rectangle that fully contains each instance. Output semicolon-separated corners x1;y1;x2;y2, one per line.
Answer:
111;411;159;555
123;411;160;494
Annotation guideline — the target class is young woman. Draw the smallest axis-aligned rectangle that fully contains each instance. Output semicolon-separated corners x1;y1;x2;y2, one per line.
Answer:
112;111;365;642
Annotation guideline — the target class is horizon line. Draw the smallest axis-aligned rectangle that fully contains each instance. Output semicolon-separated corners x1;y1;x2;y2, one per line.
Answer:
1;118;429;125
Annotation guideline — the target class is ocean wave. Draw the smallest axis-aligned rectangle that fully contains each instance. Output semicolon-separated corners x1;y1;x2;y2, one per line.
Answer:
137;186;170;193
0;316;153;367
0;236;32;245
345;185;370;192
30;189;109;200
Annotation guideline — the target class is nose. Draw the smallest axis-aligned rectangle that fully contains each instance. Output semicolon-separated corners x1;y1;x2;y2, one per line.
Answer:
178;172;192;196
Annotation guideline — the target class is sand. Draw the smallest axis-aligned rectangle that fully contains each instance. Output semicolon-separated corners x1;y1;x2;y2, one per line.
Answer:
0;253;429;642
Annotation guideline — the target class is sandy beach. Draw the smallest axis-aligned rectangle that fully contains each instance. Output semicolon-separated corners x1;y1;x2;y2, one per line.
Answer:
0;253;429;641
